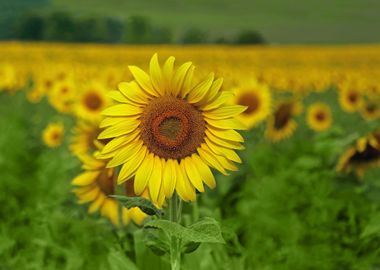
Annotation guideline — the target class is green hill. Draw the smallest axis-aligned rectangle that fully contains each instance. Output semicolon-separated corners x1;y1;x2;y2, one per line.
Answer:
49;0;380;44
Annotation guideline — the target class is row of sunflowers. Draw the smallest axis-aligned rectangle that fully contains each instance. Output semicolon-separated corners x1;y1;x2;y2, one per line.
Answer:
1;42;380;229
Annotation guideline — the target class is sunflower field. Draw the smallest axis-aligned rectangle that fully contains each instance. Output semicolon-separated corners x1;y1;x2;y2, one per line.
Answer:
1;42;380;270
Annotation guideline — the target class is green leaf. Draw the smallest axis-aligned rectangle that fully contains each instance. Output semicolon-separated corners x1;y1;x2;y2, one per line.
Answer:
145;217;225;244
143;228;170;256
110;195;164;217
181;241;201;254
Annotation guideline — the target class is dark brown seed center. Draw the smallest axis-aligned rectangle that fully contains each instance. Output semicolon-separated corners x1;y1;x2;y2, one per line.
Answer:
315;111;326;122
274;103;293;129
238;92;260;115
84;92;102;111
140;96;205;159
96;168;115;195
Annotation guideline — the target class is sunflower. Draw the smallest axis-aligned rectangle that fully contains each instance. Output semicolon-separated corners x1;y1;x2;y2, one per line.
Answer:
76;81;110;121
72;153;146;226
232;79;271;129
48;79;76;113
97;54;246;204
265;100;302;142
70;120;103;157
306;102;332;132
42;122;64;148
338;86;363;113
360;100;380;121
336;131;380;177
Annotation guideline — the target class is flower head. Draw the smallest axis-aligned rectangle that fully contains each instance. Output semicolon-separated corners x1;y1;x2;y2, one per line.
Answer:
42;122;64;148
97;54;246;204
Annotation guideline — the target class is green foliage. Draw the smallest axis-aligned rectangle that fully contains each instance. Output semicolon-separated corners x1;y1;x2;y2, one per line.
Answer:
181;28;207;44
112;195;164;217
235;30;266;44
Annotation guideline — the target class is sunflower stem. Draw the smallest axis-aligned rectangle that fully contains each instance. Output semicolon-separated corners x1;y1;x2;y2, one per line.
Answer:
169;193;182;270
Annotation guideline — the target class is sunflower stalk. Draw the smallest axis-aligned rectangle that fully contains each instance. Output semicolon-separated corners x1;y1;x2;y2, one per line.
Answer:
169;193;182;270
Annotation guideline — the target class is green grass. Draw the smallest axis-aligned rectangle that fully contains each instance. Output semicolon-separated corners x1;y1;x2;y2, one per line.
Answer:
48;0;380;44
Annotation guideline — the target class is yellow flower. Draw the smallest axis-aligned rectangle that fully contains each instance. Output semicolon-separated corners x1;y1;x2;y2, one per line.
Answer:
97;54;246;205
265;100;302;142
360;100;380;121
48;79;76;113
72;154;146;226
70;120;103;157
232;79;271;129
306;102;332;132
336;131;380;177
75;81;110;121
42;122;64;148
338;85;363;113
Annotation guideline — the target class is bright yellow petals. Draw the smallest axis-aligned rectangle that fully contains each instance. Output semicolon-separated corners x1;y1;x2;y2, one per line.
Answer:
307;102;332;132
98;54;245;204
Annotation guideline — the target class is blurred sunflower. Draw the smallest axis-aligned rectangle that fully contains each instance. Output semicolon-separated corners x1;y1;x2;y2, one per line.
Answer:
42;122;64;148
76;81;110;121
265;99;302;142
97;54;246;204
70;120;103;157
338;86;363;113
337;131;380;177
72;153;146;226
48;79;76;113
307;102;332;132
360;100;380;121
232;79;271;129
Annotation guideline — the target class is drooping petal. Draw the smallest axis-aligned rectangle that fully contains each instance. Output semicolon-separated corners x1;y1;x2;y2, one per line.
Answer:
134;153;154;195
197;143;228;175
149;155;163;203
163;158;177;198
184;156;204;192
191;154;216;189
205;138;242;163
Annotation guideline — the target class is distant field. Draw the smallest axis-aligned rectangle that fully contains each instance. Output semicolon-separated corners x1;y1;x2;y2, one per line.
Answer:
49;0;380;44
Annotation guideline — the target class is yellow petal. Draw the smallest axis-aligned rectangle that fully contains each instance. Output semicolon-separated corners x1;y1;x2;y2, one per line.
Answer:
172;61;192;97
88;193;106;213
187;73;214;104
180;65;195;98
201;91;234;111
102;104;143;116
205;137;242;163
98;120;139;139
207;126;244;142
101;199;119;226
149;156;163;203
72;171;99;186
162;56;175;94
101;130;139;154
134;153;155;195
174;160;190;201
121;207;131;225
198;144;228;175
99;117;125;128
179;161;197;202
163;159;176;198
203;105;247;119
183;157;204;192
149;53;165;96
130;207;146;225
129;65;158;96
117;146;147;184
205;118;247;130
78;187;100;204
191;154;216;189
119;81;149;104
107;140;143;168
205;129;244;150
107;90;130;103
197;78;223;106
